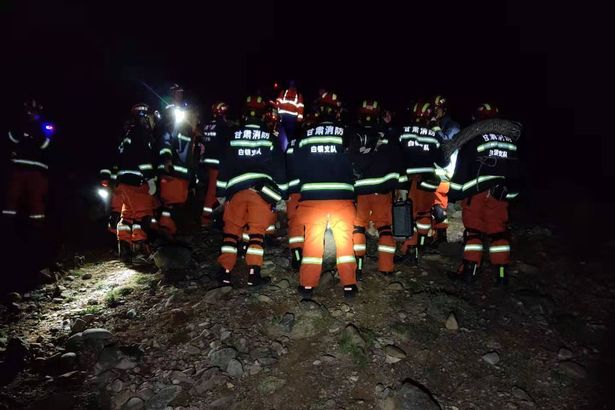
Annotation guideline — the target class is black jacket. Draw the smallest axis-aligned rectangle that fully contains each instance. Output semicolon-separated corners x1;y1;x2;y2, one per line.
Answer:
394;123;446;190
7;120;50;172
449;131;520;201
199;117;231;169
156;104;196;180
348;124;402;195
293;121;355;201
216;119;286;200
116;123;156;186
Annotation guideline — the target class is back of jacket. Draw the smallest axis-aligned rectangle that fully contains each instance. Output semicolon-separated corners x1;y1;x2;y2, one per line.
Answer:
157;104;195;179
200;117;231;169
396;123;445;178
7;119;50;172
449;132;520;201
116;123;155;186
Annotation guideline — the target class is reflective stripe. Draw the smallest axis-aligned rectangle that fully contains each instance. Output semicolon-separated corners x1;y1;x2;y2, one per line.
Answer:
40;138;50;149
416;222;432;230
406;167;434;174
100;169;112;175
242;233;250;241
489;245;511;253
217;180;227;188
420;182;439;190
203;158;220;165
380;139;389;144
2;210;17;215
301;257;323;265
266;225;276;232
278;183;289;190
11;159;48;169
461;175;505;191
299;137;343;147
355;172;400;187
203;207;213;213
160;148;173;156
301;182;354;192
118;170;143;176
221;246;238;254
434;167;446;177
288;179;300;187
138;164;153;170
8;131;19;144
110;174;117;180
336;255;356;264
476;141;517;153
464;244;483;252
378;245;397;253
506;192;519;199
278;109;300;116
246;247;264;256
117;224;131;231
398;175;408;183
278;99;303;108
177;133;192;142
262;186;282;201
174;165;189;174
230;140;273;148
161;211;172;217
151;218;157;224
400;135;441;147
353;244;367;252
286;148;294;154
289;236;304;244
132;224;142;230
227;173;272;188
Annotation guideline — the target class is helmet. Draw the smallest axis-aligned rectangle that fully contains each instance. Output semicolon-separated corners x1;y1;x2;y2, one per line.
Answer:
212;102;229;117
474;103;499;120
169;83;184;93
358;100;381;124
433;95;448;110
317;92;341;119
411;100;433;125
131;103;150;118
244;95;267;118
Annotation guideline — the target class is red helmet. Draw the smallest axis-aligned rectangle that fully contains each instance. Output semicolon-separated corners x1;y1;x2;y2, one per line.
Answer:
131;103;150;117
244;95;267;118
212;102;229;117
358;99;381;123
474;103;499;120
411;101;433;124
318;92;340;108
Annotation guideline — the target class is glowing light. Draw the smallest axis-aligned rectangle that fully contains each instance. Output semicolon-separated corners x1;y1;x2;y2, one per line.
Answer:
42;122;56;137
97;188;110;200
174;108;186;124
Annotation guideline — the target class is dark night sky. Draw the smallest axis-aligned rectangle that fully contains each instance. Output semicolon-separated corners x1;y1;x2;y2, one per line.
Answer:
0;0;612;228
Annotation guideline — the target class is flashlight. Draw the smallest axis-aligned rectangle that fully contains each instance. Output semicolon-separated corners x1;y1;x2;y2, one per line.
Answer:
174;108;186;124
42;122;56;137
97;187;110;200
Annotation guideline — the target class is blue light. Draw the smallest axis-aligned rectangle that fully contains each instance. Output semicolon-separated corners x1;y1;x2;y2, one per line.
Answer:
42;122;56;137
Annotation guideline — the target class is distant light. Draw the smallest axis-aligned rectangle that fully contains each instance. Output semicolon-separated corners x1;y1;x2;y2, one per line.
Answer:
274;82;279;89
174;108;186;124
45;124;54;130
42;122;56;137
97;188;110;200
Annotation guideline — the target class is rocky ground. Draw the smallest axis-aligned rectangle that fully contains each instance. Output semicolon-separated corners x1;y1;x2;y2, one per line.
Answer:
0;205;612;409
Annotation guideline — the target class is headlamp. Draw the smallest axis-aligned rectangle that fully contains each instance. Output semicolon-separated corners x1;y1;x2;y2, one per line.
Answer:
97;187;110;200
174;108;186;124
42;122;56;137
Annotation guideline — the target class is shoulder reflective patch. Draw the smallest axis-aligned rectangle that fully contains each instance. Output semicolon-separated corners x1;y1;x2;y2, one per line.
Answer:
11;159;49;169
204;158;220;164
174;165;189;174
159;148;173;156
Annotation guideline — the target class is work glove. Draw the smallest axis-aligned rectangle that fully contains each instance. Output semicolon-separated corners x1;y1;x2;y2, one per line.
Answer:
216;197;226;206
489;184;508;201
396;189;408;201
147;178;157;195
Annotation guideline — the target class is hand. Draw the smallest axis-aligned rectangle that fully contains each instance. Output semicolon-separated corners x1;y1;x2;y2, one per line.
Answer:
396;189;408;201
147;179;157;195
217;197;226;206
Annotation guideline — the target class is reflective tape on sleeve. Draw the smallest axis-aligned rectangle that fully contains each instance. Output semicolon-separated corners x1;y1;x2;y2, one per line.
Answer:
353;244;366;252
464;244;483;252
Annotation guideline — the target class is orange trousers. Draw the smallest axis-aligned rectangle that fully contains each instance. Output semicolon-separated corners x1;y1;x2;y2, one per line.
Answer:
107;187;123;234
217;189;274;271
401;176;435;251
297;200;357;288
116;183;153;243
433;181;449;230
159;175;189;236
201;168;219;224
2;168;48;221
462;190;510;266
287;193;303;249
353;193;395;273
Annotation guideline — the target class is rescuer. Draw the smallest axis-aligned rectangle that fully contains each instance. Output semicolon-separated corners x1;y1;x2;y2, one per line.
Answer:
215;95;286;288
448;103;520;285
293;92;358;298
275;80;304;151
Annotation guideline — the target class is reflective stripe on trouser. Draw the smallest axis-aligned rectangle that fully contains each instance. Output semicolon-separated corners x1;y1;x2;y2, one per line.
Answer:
297;200;357;288
402;176;434;248
159;176;189;236
463;239;483;265
217;189;272;271
353;193;395;272
202;168;219;223
287;193;304;249
3;167;48;220
489;240;510;265
433;181;450;230
117;183;153;242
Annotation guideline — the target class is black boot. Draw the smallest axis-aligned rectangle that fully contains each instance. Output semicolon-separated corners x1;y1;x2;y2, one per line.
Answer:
132;241;152;265
291;248;302;271
247;266;271;288
448;260;481;283
343;284;359;299
216;268;232;286
394;246;418;265
494;265;509;286
297;285;314;298
356;256;365;281
118;241;132;264
430;229;448;248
